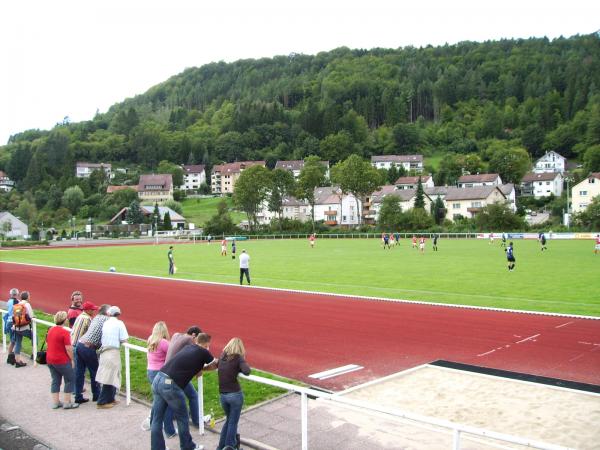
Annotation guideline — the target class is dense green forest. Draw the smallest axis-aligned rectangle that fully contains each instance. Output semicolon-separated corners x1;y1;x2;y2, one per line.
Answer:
1;34;600;231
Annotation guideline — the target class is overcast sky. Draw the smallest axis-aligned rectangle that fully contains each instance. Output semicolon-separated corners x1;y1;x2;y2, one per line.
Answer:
1;0;598;145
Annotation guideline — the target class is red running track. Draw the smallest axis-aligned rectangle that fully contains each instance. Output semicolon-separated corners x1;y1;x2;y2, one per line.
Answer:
1;262;599;391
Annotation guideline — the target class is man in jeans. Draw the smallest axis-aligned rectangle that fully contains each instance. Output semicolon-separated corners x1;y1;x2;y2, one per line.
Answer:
73;303;108;403
151;333;217;450
163;326;204;431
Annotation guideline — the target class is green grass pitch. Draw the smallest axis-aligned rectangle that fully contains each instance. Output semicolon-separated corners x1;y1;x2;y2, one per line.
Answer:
1;238;598;316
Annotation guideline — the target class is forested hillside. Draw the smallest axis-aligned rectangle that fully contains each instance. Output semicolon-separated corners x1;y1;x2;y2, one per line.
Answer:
1;34;600;229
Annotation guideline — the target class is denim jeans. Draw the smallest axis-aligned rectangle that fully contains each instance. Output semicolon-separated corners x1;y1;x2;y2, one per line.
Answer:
75;343;100;401
147;369;176;436
218;391;244;450
14;329;32;355
151;372;196;450
183;381;200;427
97;384;116;405
48;363;75;393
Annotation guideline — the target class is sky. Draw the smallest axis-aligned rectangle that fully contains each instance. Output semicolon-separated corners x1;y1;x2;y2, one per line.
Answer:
1;0;599;146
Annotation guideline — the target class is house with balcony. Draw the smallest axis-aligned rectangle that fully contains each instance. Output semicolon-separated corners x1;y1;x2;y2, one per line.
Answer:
257;196;311;224
313;186;360;226
444;186;507;221
371;155;423;173
534;151;566;174
520;172;563;198
571;173;600;213
137;174;173;203
76;162;113;179
367;185;432;222
180;165;206;191
394;175;434;190
457;173;502;188
0;171;15;192
275;160;330;180
211;161;266;194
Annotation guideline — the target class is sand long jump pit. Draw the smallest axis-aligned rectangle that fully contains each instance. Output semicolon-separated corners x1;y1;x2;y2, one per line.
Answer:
319;363;600;449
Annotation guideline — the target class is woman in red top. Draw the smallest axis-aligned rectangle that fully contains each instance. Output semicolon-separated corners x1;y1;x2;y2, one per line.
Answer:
46;311;79;409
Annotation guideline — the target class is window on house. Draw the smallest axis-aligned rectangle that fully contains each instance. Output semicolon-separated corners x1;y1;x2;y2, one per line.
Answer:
453;203;460;209
342;215;347;221
471;201;482;208
580;191;588;196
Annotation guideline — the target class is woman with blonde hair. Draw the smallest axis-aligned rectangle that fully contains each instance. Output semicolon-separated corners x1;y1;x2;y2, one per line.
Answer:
218;337;251;450
141;321;176;436
46;310;78;409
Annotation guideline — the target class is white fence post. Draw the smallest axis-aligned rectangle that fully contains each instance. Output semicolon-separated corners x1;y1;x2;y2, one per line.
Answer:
198;375;205;435
301;392;308;450
125;346;131;405
453;429;461;450
32;320;38;367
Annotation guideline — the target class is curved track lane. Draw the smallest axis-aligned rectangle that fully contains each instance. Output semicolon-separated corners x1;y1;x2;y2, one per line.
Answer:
1;262;599;391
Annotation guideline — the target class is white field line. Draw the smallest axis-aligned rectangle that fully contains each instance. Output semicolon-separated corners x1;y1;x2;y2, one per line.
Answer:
515;333;540;344
1;261;599;321
309;364;363;380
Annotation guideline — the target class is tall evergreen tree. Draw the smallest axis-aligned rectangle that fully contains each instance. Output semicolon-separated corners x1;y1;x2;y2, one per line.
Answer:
127;200;144;224
414;177;425;209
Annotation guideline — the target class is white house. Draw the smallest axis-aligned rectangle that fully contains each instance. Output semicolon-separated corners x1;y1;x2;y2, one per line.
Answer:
367;185;432;222
108;206;186;229
534;151;566;174
76;162;113;179
444;186;507;221
313;186;360;226
395;175;434;190
457;173;502;188
180;165;206;191
371;155;424;173
0;171;15;192
0;211;29;238
499;184;517;212
275;160;330;179
520;172;563;198
571;173;600;213
257;196;310;224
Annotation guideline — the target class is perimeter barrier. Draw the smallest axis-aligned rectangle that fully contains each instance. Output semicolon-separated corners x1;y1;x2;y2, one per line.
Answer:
1;310;569;450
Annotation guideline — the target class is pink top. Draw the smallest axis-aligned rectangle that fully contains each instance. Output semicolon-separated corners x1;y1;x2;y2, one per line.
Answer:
147;338;170;370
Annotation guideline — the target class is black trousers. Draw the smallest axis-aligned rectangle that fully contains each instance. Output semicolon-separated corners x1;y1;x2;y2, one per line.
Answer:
240;268;250;284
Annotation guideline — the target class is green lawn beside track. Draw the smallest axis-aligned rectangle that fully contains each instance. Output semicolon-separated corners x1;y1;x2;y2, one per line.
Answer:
1;238;599;316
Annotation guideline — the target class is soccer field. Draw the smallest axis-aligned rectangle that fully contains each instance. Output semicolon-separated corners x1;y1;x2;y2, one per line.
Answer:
1;238;598;316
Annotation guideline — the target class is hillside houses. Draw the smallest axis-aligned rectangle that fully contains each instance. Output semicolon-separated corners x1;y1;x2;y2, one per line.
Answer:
571;173;600;213
395;175;434;190
520;172;563;198
275;160;330;179
371;155;423;173
457;173;502;188
211;161;265;194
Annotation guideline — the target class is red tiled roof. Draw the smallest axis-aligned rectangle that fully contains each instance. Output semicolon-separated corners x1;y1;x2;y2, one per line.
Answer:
458;173;500;183
182;165;205;174
521;172;561;183
395;175;431;185
212;161;266;174
138;174;173;191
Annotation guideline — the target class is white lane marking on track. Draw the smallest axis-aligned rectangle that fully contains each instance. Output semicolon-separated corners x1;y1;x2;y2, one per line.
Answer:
477;349;496;357
515;333;540;344
309;364;363;380
555;321;574;329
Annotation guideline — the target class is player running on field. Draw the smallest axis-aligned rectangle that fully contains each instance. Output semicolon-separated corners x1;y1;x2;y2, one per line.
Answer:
382;233;391;249
595;234;600;254
412;235;417;249
309;233;316;248
432;234;438;251
419;236;425;253
221;238;227;256
539;232;547;251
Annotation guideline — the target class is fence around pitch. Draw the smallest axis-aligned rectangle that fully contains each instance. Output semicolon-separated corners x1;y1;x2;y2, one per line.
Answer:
1;310;569;450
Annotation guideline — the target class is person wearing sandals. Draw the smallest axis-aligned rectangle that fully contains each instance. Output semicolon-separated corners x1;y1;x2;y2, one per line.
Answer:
141;321;177;437
217;337;251;450
47;310;79;409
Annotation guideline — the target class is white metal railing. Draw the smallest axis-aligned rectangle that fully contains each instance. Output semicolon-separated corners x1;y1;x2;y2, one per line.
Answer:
0;310;571;450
